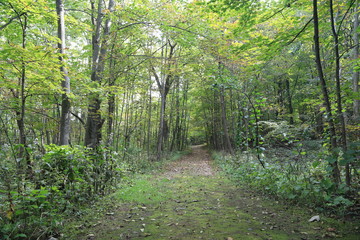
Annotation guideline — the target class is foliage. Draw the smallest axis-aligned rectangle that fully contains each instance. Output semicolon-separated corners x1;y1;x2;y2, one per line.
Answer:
258;121;316;147
213;143;359;215
0;0;359;237
0;144;129;239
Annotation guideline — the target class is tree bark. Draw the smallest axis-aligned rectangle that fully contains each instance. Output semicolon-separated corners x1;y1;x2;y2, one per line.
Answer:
353;3;359;120
85;0;114;148
56;0;71;146
313;0;340;184
220;86;234;155
285;78;294;124
106;41;118;146
329;0;350;185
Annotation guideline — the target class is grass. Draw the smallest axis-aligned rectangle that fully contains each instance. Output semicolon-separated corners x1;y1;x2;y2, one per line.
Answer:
114;175;173;204
60;147;360;240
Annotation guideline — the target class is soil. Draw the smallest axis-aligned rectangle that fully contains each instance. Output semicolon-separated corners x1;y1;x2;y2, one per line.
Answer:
61;145;360;240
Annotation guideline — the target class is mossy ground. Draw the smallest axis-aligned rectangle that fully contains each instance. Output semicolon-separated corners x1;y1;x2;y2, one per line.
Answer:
61;146;359;239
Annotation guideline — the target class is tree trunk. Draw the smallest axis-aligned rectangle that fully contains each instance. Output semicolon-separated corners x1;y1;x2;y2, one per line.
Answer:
147;74;152;158
170;78;180;151
56;0;71;146
220;86;234;155
85;0;114;148
329;0;350;185
353;3;359;120
157;92;167;160
285;78;294;124
313;0;340;184
153;41;177;160
107;43;117;146
14;12;31;174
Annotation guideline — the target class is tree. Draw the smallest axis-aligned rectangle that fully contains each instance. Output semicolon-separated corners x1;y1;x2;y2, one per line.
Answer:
56;0;71;146
151;40;178;160
84;0;115;148
313;0;340;184
353;2;359;120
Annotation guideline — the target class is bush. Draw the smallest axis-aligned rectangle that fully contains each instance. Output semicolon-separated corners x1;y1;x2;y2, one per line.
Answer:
0;144;129;239
258;121;316;147
213;150;355;215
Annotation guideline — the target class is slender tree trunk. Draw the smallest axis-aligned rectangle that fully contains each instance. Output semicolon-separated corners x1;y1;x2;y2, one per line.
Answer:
285;78;294;124
107;93;115;145
329;0;350;185
313;0;341;184
180;80;189;150
122;89;131;161
14;12;31;175
353;3;359;120
147;74;152;158
56;0;71;146
157;92;167;160
170;79;180;151
107;43;117;146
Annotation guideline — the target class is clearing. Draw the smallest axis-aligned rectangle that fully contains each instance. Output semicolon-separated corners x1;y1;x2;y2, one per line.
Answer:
62;146;359;239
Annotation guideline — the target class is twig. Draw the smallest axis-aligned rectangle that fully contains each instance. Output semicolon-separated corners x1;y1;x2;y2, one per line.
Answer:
287;17;313;45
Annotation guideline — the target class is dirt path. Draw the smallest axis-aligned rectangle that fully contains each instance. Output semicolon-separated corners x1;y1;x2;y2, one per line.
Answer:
63;146;359;240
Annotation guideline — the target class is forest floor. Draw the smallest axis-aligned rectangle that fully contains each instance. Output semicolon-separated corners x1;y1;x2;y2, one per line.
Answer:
61;145;360;240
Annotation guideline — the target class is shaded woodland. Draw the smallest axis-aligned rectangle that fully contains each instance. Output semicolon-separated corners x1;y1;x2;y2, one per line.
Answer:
0;0;359;239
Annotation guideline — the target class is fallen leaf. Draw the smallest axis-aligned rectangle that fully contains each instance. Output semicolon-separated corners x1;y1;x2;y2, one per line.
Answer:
308;215;320;222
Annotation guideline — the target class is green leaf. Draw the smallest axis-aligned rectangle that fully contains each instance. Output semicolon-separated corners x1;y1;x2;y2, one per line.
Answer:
312;160;320;168
15;234;27;238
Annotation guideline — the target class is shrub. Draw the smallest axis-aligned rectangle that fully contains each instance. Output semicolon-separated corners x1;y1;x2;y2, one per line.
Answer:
213;150;355;215
258;121;316;147
0;144;129;239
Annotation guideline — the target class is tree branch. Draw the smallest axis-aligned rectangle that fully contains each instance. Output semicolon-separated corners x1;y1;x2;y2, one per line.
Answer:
151;66;162;90
287;17;313;45
70;111;86;126
0;13;25;30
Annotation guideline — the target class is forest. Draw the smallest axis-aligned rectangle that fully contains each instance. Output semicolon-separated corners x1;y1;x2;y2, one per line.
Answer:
0;0;359;239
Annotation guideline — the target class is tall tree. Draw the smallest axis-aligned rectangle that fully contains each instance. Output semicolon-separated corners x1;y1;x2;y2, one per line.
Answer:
313;0;340;184
329;0;350;185
152;40;177;160
56;0;71;146
218;62;234;155
85;0;115;148
353;2;359;120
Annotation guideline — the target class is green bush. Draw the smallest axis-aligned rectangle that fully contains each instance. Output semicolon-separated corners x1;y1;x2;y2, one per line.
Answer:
0;144;129;239
258;121;316;147
213;151;355;215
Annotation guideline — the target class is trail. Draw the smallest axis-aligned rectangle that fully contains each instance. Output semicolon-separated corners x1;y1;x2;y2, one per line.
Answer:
63;146;359;240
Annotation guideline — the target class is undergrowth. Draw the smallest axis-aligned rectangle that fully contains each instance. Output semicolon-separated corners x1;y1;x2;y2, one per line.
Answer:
0;142;188;240
213;143;360;217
